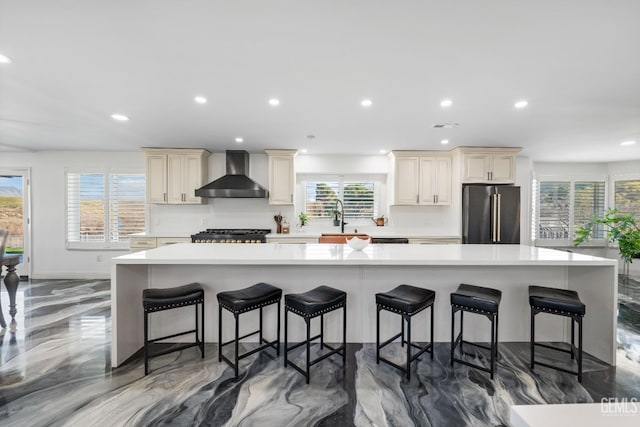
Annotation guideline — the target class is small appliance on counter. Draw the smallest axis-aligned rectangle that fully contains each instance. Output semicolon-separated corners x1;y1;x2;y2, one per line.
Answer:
191;229;271;243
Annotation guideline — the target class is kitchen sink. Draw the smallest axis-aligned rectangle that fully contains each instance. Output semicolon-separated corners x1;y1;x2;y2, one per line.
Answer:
319;233;370;244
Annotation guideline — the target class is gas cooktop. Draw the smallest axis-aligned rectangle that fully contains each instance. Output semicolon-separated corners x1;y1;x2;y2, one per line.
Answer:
191;229;271;243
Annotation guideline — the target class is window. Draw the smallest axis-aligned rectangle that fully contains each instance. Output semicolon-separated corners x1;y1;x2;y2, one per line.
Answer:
614;179;640;216
66;170;146;249
304;178;377;220
534;179;605;243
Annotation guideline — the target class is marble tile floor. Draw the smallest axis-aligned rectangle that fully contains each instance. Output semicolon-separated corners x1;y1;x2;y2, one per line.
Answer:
0;278;639;426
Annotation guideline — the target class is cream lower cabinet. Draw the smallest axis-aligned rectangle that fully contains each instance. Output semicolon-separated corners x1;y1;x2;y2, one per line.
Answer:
130;236;191;252
265;149;297;205
392;152;451;206
461;148;519;184
145;149;210;204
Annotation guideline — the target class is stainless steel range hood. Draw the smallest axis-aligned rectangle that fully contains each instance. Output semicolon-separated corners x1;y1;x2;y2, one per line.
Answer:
195;150;268;198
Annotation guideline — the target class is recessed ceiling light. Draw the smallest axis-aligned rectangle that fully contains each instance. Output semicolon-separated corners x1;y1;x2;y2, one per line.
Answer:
361;99;373;107
440;99;453;108
620;140;637;146
379;149;387;154
111;114;129;122
194;96;207;104
514;100;528;109
300;149;308;153
441;139;449;145
268;98;280;106
0;53;11;64
235;137;244;143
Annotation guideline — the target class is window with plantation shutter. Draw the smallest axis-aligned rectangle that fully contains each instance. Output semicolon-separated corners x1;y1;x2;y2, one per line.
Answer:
534;178;606;243
573;181;605;239
537;181;570;239
614;179;640;217
66;170;145;249
303;177;378;219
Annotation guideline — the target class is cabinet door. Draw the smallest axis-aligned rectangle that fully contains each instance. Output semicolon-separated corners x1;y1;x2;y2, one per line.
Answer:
395;157;419;204
146;155;167;203
434;156;452;205
418;157;436;205
490;154;515;183
463;154;490;182
269;156;294;205
183;154;204;203
166;154;184;203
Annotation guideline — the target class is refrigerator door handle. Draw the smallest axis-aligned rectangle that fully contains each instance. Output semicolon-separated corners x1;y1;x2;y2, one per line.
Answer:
497;193;501;242
491;194;497;242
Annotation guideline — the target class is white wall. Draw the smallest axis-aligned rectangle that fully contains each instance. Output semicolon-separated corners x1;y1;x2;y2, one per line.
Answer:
0;151;144;279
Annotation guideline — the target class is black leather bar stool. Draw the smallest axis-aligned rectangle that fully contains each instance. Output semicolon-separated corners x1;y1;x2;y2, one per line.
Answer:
376;284;435;380
450;283;502;379
529;285;585;382
143;282;205;375
284;285;347;384
217;282;282;379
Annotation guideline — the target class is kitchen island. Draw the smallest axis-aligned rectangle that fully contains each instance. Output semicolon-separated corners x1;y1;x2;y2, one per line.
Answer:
111;243;618;367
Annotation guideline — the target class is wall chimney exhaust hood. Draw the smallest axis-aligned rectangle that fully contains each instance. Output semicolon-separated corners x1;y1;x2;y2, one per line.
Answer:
195;150;268;198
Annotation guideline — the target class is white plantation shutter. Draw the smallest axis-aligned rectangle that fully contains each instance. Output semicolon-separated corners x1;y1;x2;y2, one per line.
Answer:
343;181;375;218
573;181;605;239
614;179;640;216
66;170;145;248
304;177;378;219
305;181;339;218
538;181;570;239
109;174;146;242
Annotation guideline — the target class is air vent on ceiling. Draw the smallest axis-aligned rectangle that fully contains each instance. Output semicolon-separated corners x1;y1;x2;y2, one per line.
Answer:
433;123;460;129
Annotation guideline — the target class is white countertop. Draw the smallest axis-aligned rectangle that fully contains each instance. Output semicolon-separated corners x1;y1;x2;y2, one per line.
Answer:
113;243;617;267
511;403;639;426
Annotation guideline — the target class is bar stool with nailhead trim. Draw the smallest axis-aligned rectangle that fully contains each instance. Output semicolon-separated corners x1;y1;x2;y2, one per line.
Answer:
450;283;502;379
217;282;282;379
529;285;585;382
376;284;436;380
143;282;205;375
284;285;347;384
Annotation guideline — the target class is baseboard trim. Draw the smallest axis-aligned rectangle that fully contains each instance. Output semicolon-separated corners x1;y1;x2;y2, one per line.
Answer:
31;272;110;280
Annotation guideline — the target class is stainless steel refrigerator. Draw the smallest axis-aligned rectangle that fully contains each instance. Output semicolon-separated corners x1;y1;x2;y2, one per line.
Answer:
462;185;521;244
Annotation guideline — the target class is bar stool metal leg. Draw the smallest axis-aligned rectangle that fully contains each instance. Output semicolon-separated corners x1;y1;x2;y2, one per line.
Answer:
144;311;149;375
450;309;455;367
284;308;289;367
219;306;223;363
530;308;535;370
430;304;434;360
234;313;240;379
305;318;311;384
376;306;381;364
406;314;412;380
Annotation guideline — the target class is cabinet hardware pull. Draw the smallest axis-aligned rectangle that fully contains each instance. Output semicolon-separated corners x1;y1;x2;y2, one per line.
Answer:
290;194;293;203
436;194;438;204
416;194;419;204
164;193;167;202
497;193;501;242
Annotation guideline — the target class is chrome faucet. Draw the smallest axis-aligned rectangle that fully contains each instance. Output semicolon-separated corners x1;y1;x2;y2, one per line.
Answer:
335;200;347;233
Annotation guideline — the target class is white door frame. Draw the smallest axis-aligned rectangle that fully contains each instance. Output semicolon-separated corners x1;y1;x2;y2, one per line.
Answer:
0;167;31;279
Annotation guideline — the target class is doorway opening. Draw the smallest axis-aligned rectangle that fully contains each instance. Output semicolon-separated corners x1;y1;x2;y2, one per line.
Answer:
0;169;31;279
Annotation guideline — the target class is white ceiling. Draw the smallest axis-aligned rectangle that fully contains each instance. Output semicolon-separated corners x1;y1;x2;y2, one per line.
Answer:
1;1;639;162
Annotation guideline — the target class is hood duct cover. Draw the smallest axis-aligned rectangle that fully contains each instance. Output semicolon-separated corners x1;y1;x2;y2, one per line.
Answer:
195;150;268;198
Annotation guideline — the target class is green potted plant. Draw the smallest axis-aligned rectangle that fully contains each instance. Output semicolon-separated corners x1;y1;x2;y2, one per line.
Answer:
331;210;342;226
574;207;640;277
298;212;309;226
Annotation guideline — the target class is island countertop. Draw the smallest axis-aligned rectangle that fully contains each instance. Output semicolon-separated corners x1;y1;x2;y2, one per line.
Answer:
111;243;618;368
113;243;617;267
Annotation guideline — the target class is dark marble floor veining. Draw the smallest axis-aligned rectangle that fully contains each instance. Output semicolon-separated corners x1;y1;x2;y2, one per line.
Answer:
1;277;640;426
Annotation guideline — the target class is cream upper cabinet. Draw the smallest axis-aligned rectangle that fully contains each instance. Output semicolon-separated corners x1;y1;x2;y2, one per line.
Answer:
146;154;167;203
392;152;451;205
461;148;519;184
419;156;451;205
265;149;297;205
394;157;419;204
144;148;210;204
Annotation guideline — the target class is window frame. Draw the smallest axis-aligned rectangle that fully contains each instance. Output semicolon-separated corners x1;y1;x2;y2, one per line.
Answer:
65;167;146;250
533;174;608;247
298;173;384;225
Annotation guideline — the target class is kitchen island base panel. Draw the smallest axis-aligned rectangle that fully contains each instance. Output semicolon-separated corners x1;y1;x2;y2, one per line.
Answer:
112;262;616;367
